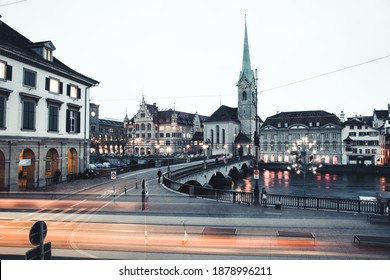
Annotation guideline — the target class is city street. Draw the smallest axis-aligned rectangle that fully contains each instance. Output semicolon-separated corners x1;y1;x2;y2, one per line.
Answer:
1;165;390;260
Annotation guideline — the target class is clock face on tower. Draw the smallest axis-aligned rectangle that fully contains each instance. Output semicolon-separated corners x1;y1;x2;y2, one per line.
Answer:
91;111;96;117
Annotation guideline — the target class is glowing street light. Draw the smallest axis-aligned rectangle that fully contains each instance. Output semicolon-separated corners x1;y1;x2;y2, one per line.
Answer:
287;137;323;198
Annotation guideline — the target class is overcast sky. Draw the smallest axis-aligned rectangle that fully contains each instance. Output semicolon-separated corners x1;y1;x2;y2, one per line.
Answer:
2;0;390;121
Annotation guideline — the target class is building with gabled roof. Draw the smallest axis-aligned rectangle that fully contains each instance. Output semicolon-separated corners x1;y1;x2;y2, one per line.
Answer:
342;117;380;165
0;19;98;191
124;97;208;156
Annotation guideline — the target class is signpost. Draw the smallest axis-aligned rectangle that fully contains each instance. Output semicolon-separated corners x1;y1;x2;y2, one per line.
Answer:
26;220;51;260
111;170;117;197
254;169;259;180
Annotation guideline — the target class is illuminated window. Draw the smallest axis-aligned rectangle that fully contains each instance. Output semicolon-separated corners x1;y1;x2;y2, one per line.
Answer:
67;84;80;99
0;61;12;81
0;61;6;79
45;77;63;94
44;48;52;61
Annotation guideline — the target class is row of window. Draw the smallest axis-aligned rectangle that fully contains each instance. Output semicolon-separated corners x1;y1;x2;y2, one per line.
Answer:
132;132;186;139
131;123;188;132
263;133;340;140
0;91;81;133
276;122;322;128
0;60;81;99
348;132;379;137
262;141;339;152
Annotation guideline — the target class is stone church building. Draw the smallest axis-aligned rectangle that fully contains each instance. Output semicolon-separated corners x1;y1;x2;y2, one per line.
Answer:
204;19;262;157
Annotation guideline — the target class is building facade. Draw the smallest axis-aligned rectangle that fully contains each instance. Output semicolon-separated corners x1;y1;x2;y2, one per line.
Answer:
259;111;344;165
0;20;98;191
342;117;380;165
124;97;207;156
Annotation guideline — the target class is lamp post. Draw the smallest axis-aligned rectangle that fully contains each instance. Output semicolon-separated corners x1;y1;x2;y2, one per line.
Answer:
166;146;171;173
155;144;160;167
203;143;208;169
287;137;322;198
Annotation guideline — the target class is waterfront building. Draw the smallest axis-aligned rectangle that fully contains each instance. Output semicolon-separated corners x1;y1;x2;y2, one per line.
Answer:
124;97;207;156
377;105;390;166
259;110;344;165
204;18;261;157
342;116;380;165
90;103;128;156
0;20;98;191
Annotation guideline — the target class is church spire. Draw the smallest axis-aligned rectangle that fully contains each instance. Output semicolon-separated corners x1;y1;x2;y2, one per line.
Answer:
239;15;254;82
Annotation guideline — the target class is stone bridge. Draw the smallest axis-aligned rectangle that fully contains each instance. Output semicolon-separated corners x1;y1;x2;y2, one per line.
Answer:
171;158;253;189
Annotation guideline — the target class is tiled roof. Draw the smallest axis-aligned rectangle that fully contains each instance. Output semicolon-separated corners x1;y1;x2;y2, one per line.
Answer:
0;20;98;86
374;110;388;119
261;110;343;128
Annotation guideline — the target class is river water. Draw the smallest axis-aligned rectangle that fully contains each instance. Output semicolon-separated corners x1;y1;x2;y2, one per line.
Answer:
231;170;390;200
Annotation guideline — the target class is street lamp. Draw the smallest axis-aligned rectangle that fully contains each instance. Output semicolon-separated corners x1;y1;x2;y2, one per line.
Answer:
166;146;171;173
155;144;160;167
203;143;208;169
287;137;323;198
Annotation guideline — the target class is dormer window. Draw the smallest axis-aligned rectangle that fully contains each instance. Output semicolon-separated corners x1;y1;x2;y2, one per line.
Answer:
27;41;56;62
44;48;52;62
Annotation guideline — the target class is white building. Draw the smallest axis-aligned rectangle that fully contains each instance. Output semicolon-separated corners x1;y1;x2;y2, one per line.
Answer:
260;111;344;165
0;20;98;191
342;117;380;165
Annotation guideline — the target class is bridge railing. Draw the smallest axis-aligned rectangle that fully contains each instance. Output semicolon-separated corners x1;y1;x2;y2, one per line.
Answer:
163;164;390;215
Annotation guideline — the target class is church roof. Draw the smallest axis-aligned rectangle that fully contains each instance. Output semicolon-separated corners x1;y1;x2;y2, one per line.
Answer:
238;17;255;83
205;105;239;123
235;132;251;143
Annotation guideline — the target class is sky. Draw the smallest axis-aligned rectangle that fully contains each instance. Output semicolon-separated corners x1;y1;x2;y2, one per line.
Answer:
1;0;390;121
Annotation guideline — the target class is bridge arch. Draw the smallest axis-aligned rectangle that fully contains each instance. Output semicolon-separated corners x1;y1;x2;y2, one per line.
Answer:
209;171;230;189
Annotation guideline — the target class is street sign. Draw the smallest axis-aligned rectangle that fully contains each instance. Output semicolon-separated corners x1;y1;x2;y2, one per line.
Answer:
25;242;51;260
29;220;47;246
254;169;259;179
111;170;117;180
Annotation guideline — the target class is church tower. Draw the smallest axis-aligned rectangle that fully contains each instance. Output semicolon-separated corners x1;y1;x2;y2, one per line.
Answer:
237;17;258;141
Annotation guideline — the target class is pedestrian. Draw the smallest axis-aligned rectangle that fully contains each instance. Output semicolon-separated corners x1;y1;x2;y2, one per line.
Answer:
157;169;162;184
261;187;268;207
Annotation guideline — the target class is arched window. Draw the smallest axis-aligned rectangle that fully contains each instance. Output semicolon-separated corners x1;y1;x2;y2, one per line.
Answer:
141;123;145;131
216;125;220;144
242;91;247;101
147;123;152;131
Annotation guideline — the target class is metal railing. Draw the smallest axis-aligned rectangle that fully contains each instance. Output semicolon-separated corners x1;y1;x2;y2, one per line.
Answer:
163;164;390;215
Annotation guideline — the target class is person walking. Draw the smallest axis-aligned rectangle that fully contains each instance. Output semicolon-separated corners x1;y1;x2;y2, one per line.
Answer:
157;169;162;184
261;187;268;207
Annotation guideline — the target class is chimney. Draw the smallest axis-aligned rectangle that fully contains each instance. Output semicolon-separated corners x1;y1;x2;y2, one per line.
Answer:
339;111;345;122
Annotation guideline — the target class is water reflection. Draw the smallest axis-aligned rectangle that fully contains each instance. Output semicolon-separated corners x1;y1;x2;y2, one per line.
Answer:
232;170;390;200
